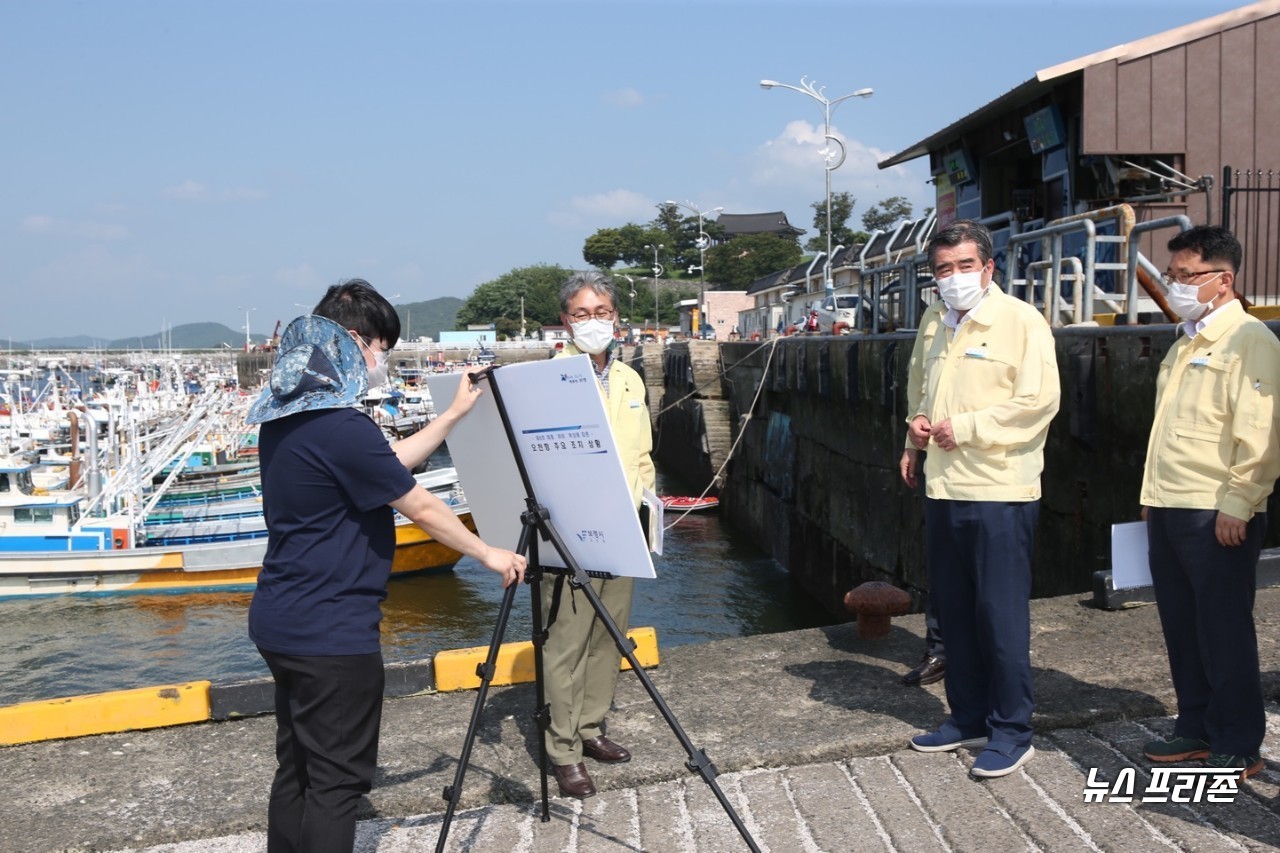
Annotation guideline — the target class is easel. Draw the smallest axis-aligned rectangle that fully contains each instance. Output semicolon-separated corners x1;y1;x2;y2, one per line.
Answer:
434;364;759;852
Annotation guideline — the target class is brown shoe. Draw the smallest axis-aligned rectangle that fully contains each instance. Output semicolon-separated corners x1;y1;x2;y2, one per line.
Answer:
552;762;596;799
902;654;946;686
582;735;632;764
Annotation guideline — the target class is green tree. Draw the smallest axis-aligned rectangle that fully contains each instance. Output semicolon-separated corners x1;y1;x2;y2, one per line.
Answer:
455;264;570;329
862;195;914;233
619;223;663;268
653;203;684;253
583;229;627;269
704;233;803;288
804;191;858;254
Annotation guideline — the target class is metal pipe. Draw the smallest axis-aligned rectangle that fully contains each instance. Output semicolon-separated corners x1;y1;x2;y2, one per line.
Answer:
1125;215;1192;324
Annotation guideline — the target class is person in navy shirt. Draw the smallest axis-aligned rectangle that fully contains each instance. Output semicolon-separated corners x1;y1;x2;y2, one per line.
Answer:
246;280;525;853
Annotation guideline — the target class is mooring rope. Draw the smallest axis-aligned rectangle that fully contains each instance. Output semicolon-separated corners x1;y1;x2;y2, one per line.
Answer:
653;336;782;531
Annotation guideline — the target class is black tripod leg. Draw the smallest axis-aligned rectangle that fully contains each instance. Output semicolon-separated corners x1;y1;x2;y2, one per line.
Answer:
526;530;551;822
539;533;761;852
434;521;534;853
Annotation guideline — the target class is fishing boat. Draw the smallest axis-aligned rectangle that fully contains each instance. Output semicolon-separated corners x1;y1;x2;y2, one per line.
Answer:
659;494;720;512
0;460;475;597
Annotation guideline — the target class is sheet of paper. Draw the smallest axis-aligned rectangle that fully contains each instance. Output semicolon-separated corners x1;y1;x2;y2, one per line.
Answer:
1110;521;1151;590
642;486;663;556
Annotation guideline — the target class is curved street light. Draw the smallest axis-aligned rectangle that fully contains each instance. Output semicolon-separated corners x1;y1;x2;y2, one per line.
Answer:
663;200;723;339
235;305;256;352
760;77;872;301
644;244;664;336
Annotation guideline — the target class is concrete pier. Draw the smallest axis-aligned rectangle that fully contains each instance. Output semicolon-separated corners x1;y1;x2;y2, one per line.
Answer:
5;588;1280;851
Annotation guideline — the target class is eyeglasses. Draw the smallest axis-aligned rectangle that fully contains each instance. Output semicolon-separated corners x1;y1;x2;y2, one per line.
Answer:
1161;269;1228;288
568;308;616;322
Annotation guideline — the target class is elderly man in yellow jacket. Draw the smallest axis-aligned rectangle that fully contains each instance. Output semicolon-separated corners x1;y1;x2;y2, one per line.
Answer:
544;271;656;799
1139;226;1280;779
900;219;1060;778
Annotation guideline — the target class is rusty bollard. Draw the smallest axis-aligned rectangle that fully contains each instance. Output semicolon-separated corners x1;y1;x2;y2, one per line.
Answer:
844;581;912;639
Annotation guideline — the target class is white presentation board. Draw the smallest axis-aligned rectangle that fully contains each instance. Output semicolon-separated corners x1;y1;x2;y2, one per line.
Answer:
426;355;656;579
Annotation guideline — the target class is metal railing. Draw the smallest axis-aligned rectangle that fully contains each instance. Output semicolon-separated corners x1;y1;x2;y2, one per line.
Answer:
1222;167;1279;304
1124;215;1192;324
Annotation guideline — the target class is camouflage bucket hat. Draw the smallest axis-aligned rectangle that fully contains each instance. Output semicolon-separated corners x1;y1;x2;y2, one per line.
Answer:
245;314;368;425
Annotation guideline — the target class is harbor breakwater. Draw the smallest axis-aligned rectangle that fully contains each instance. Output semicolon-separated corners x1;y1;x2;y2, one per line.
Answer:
644;324;1280;617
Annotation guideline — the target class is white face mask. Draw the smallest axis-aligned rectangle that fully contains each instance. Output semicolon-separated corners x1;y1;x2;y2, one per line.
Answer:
570;318;616;354
358;336;391;389
935;269;988;312
1165;275;1221;322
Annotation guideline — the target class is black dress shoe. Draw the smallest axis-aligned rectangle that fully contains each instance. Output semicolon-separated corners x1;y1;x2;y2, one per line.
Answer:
902;653;946;686
582;735;631;763
553;762;596;799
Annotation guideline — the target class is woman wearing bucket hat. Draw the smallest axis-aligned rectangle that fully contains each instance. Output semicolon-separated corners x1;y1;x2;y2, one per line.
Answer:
246;279;526;853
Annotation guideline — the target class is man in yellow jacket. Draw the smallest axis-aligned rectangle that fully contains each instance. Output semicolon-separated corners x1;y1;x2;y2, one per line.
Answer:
1139;226;1280;778
545;271;656;799
901;219;1060;778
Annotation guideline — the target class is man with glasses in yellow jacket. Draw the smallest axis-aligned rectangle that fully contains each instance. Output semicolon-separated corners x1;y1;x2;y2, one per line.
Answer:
1140;226;1280;779
544;271;656;799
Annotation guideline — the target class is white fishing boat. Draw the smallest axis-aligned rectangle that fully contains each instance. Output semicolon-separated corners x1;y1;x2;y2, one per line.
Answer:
0;460;475;597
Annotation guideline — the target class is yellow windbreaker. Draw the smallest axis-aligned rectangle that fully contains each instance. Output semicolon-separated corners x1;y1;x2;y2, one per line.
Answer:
905;285;1061;501
1140;299;1280;520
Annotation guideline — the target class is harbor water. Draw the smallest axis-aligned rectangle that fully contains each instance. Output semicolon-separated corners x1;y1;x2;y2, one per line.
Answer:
0;472;840;706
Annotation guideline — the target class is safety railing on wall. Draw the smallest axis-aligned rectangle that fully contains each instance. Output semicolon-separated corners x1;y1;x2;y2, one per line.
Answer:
1006;206;1137;324
1124;215;1192;324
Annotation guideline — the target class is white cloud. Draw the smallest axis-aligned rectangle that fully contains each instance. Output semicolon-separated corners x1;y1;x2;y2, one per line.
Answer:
225;186;267;200
163;180;266;201
21;214;54;233
549;188;656;229
21;213;128;240
602;87;646;108
164;179;209;200
743;120;933;220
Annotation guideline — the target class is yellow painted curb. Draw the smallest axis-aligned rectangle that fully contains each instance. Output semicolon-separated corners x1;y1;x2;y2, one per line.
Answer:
434;627;660;692
0;681;212;746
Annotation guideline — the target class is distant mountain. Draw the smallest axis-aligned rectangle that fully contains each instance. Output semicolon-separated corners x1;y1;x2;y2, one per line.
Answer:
102;322;259;350
13;297;462;351
396;296;463;343
14;334;116;350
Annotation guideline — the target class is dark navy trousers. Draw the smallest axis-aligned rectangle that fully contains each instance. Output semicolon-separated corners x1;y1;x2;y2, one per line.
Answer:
1146;507;1266;757
925;497;1037;747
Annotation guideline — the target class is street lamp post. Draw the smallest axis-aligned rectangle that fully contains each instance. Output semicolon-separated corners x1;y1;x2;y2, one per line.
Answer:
664;200;722;339
235;305;256;352
644;244;664;338
760;77;872;304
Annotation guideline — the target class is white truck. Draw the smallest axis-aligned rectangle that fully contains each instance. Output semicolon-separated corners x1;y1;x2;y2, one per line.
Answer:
813;293;867;334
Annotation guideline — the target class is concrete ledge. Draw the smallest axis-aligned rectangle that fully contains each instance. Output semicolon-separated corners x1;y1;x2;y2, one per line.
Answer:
210;658;434;720
0;681;211;746
434;627;661;692
209;677;275;721
385;657;436;698
3;629;658;743
1092;546;1280;609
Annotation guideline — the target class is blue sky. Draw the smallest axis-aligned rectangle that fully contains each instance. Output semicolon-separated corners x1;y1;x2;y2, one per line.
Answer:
1;0;1246;342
